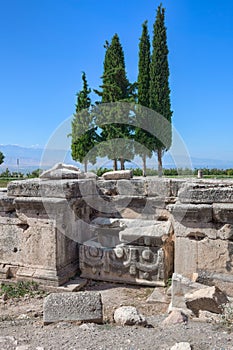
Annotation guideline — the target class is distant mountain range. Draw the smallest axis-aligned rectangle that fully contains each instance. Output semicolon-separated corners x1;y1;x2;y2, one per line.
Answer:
0;144;232;173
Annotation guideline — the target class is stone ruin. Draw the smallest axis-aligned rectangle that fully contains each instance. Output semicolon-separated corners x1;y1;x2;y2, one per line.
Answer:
0;163;233;297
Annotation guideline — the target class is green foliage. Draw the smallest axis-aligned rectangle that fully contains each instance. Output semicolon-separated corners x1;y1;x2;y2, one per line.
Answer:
70;72;98;172
94;34;136;170
135;22;154;175
95;167;113;177
132;167;143;176
138;21;151;108
0;151;4;165
0;281;44;299
150;5;172;174
26;169;42;178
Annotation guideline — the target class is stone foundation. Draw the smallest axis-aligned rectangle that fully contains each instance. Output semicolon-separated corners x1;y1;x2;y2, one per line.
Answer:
1;176;233;291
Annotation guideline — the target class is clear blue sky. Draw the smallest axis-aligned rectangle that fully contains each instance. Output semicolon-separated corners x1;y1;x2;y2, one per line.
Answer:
0;0;233;161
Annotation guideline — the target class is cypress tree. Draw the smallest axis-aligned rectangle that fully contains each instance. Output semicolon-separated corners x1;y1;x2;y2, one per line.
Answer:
135;21;154;176
70;72;97;172
150;4;172;177
0;151;4;165
95;34;134;170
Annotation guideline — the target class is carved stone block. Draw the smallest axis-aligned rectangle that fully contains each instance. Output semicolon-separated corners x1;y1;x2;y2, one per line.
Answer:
79;244;168;286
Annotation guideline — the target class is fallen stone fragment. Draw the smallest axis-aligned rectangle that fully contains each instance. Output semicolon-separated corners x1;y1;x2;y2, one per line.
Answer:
43;292;103;325
170;273;208;313
40;163;82;179
198;310;221;323
113;306;147;326
146;288;169;304
102;170;133;180
185;286;228;316
162;310;188;326
170;342;192;350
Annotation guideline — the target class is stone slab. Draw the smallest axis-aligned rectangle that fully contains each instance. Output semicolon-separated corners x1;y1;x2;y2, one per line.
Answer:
43;291;103;324
170;203;213;223
102;170;132;180
7;178;98;199
185;286;228;316
179;183;233;204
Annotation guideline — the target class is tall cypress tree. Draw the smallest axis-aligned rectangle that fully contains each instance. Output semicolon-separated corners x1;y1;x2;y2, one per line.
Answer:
150;4;172;177
135;21;154;176
95;34;134;170
0;151;4;165
70;72;97;172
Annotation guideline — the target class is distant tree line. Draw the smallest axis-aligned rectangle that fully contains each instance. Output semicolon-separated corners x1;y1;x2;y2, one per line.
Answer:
70;4;172;176
0;168;42;179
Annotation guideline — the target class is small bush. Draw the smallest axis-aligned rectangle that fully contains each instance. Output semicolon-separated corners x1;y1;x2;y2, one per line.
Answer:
96;167;113;177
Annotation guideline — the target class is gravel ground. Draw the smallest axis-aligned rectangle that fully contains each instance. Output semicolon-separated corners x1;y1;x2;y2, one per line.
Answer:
0;281;233;350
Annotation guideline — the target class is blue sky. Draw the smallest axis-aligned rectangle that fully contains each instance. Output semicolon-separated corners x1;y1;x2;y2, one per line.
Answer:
0;0;233;162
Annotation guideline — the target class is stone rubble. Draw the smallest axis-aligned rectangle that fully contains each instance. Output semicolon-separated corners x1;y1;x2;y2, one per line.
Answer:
113;306;147;326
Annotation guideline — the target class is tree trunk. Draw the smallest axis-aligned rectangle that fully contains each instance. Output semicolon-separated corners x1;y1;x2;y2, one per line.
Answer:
120;157;125;170
142;154;146;177
157;148;163;177
113;159;118;171
84;160;88;173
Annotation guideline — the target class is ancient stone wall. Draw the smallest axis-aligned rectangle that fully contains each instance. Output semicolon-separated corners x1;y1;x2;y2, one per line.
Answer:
0;175;233;294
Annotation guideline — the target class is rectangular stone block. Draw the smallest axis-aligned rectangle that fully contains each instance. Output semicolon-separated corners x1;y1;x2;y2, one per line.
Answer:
175;237;198;278
146;178;171;197
7;178;98;199
179;183;233;204
175;236;233;279
170;203;213;223
43;292;103;324
79;244;171;286
174;221;217;239
213;203;233;223
117;179;147;196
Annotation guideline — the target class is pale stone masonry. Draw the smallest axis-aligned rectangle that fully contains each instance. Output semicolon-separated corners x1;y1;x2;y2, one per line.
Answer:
1;174;233;294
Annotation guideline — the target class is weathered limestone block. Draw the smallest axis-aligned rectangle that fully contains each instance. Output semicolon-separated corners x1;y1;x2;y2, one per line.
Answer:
179;182;233;204
0;193;15;215
43;292;103;324
185;286;228;316
174;221;218;239
119;221;173;246
7;178;98;199
40;162;82;179
162;311;189;326
0;216;24;267
117;179;147;196
213;203;233;224
79;243;172;286
102;170;132;180
170;273;208;312
175;236;233;288
96;180;117;196
170;343;191;350
170;203;213;223
146;178;171;197
114;306;147;326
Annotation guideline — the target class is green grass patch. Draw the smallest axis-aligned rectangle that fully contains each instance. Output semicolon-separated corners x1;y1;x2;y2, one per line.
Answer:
0;280;45;299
